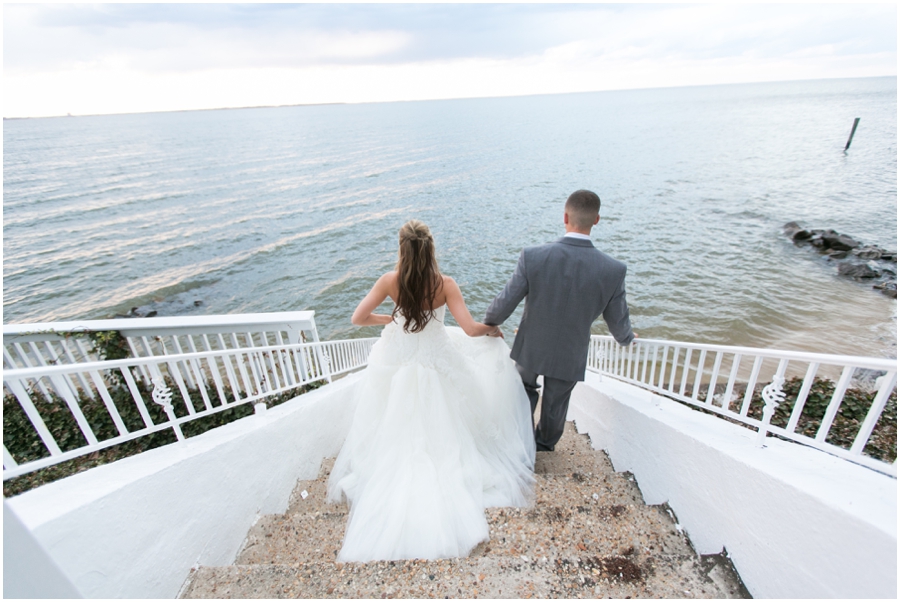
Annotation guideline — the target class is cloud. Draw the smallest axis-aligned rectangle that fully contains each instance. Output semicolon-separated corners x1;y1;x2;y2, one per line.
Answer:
4;4;416;72
4;4;563;72
8;4;894;71
3;3;895;117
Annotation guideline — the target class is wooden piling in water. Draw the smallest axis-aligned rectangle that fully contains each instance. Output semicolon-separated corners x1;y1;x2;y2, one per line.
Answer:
844;117;860;152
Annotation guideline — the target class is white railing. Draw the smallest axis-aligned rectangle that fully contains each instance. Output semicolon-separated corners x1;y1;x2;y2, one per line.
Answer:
3;338;377;480
3;312;324;394
588;336;897;477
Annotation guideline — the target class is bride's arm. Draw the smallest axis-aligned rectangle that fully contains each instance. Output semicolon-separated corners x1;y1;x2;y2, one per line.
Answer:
444;276;502;338
351;273;395;326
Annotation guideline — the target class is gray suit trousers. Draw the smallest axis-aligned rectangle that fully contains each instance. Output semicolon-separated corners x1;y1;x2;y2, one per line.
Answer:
516;362;577;452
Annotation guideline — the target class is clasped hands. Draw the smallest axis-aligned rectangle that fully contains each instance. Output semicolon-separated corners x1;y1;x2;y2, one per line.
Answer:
486;325;504;338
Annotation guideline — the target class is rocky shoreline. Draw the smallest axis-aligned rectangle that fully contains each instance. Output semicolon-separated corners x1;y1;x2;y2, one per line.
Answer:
112;299;203;319
783;222;897;299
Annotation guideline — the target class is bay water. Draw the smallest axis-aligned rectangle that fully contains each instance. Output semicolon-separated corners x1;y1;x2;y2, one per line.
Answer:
3;77;897;358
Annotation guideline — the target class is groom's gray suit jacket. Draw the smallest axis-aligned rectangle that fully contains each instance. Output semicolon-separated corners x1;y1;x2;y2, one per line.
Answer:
485;237;634;383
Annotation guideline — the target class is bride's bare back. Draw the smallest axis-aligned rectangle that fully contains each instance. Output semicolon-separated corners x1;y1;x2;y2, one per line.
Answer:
351;272;501;338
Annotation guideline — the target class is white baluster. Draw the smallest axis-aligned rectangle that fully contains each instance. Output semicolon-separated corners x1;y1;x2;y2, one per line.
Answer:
721;354;741;411
851;371;898;455
691;349;707;401
815;366;855;443
740;356;763;416
668;347;680;392
679;349;692;396
705;351;724;405
786;362;819;433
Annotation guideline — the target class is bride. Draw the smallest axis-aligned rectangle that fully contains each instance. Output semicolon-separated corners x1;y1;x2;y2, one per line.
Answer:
327;219;536;562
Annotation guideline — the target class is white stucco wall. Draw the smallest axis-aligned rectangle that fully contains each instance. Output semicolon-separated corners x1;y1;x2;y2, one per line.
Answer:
4;502;82;598
568;372;897;599
6;372;362;599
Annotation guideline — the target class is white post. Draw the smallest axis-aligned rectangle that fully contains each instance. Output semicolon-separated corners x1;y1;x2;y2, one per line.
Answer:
309;317;332;383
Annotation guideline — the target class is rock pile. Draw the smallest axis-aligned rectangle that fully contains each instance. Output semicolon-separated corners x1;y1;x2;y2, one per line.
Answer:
111;299;203;319
783;222;897;298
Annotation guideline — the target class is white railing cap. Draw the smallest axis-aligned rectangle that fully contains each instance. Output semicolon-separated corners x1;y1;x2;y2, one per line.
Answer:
593;335;898;371
2;337;379;380
3;311;317;339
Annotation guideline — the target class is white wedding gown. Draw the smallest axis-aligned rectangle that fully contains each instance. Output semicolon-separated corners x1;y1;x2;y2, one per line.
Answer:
327;305;536;562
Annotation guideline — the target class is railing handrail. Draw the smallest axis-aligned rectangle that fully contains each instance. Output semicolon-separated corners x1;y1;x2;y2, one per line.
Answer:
588;334;897;478
2;311;317;339
2;338;374;379
601;336;897;370
3;335;380;481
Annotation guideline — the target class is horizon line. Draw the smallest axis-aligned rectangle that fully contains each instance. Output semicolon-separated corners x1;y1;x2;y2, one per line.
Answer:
4;74;896;121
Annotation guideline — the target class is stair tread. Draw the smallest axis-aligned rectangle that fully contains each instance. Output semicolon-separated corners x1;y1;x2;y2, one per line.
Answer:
183;551;742;599
239;498;686;563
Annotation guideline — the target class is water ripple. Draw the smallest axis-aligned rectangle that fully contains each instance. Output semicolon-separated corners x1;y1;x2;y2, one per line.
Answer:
4;78;896;359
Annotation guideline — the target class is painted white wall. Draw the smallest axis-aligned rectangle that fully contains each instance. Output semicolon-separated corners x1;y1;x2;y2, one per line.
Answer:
6;372;362;599
568;372;897;599
4;501;82;598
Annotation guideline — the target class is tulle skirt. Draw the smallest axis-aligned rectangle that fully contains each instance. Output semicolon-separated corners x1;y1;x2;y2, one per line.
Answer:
327;319;536;562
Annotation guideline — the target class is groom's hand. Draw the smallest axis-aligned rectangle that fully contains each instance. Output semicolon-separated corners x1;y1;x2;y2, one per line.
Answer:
487;326;504;338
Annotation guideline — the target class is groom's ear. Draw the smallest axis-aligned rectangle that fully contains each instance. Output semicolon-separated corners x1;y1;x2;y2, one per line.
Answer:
563;212;570;225
593;214;600;225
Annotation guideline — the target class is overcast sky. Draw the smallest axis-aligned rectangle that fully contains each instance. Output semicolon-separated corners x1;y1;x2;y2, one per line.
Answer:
4;3;897;118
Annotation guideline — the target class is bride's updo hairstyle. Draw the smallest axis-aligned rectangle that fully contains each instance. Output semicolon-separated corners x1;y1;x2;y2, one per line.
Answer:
394;219;442;333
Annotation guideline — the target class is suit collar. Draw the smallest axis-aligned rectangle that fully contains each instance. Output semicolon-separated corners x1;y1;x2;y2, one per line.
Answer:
557;236;594;248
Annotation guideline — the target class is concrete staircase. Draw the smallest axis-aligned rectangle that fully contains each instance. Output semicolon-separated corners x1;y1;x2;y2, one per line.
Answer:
181;422;750;599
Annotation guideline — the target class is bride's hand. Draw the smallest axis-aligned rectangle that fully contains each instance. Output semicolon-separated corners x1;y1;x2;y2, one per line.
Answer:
486;326;504;338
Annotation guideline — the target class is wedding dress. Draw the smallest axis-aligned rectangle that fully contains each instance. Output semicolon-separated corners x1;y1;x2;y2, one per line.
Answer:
327;305;536;562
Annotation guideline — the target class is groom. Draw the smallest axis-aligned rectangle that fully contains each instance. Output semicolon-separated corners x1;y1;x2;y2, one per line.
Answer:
484;189;635;452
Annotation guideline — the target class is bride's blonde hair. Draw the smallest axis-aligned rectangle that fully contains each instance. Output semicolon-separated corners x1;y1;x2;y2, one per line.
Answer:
393;220;442;333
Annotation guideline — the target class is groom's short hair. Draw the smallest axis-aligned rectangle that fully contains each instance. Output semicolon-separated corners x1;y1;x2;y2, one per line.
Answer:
565;190;601;229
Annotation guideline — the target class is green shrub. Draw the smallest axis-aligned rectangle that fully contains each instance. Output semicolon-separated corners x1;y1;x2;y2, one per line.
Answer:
743;376;896;462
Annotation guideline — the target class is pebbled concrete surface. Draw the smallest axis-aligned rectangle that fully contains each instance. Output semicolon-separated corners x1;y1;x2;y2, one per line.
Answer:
181;422;751;599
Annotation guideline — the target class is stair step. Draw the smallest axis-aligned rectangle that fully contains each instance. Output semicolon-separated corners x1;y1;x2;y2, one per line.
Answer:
183;550;742;599
284;458;346;517
236;497;684;567
481;502;693;561
237;511;346;565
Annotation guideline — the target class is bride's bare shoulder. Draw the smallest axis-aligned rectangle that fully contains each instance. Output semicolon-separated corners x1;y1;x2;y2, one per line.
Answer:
373;271;398;285
440;274;460;293
376;271;399;296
